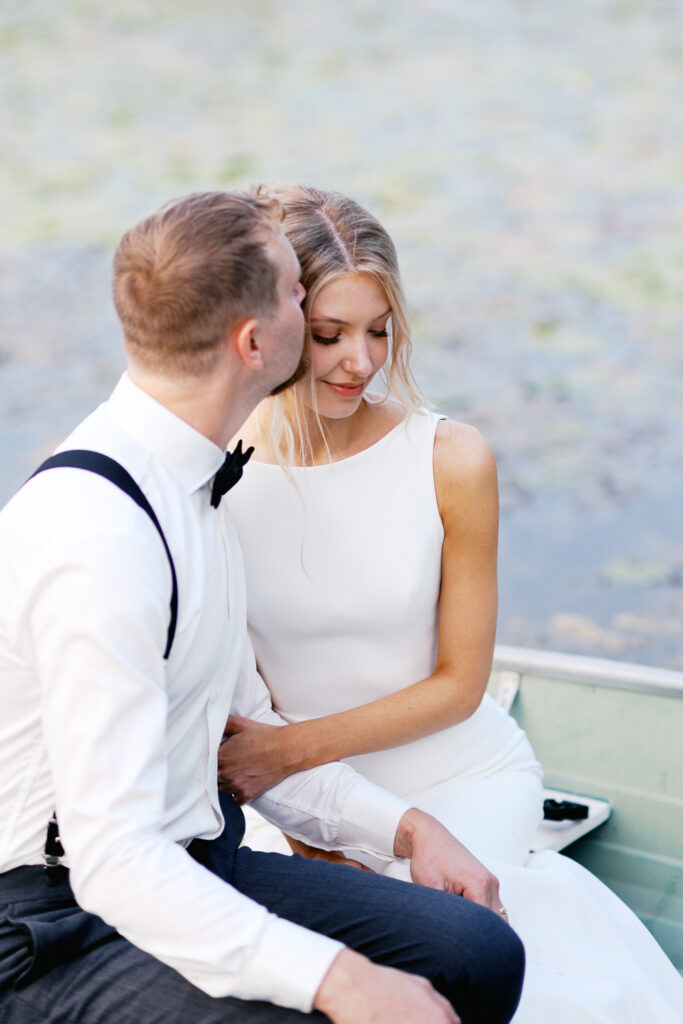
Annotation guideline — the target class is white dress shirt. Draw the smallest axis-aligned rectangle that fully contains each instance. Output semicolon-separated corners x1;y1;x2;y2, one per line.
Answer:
0;373;409;1011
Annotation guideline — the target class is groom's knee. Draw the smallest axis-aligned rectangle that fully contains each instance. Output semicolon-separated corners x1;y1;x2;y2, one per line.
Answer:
465;917;524;1024
412;894;524;1024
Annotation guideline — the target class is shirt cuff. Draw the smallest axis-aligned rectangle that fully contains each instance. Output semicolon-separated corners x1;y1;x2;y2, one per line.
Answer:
236;914;344;1011
337;778;410;859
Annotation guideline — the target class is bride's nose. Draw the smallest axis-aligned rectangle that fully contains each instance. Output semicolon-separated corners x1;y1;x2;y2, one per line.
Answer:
341;336;373;376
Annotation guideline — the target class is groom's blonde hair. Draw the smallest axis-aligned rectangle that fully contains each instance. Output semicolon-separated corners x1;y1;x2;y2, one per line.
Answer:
113;190;283;378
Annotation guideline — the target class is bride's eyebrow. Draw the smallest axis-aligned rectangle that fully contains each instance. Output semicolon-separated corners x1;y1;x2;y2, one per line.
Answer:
310;308;392;326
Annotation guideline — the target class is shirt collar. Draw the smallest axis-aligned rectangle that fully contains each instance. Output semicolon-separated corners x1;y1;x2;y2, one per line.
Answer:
106;373;226;495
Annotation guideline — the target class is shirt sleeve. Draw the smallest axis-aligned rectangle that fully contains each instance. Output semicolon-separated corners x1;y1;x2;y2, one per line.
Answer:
230;636;410;865
27;522;342;1011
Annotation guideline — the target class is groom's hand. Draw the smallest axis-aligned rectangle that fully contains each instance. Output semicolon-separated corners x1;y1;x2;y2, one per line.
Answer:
314;949;460;1024
394;807;504;914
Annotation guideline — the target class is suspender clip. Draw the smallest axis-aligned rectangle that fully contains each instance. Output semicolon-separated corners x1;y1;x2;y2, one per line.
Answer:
43;813;67;881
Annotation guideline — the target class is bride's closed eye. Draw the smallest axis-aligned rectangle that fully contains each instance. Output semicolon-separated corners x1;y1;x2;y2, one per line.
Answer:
312;333;341;345
311;328;389;346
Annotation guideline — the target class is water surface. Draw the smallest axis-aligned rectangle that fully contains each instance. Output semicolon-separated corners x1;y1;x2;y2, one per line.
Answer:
1;0;681;667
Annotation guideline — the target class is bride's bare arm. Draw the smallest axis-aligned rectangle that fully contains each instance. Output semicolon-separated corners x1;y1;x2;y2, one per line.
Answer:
218;419;498;802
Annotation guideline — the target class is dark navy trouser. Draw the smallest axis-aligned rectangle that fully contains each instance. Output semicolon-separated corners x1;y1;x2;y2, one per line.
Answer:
0;796;524;1023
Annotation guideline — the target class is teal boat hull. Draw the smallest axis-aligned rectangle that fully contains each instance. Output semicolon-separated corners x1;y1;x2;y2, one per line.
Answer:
489;646;683;972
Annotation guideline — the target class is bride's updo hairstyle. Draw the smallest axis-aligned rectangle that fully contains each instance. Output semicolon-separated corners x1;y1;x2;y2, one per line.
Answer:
256;184;424;466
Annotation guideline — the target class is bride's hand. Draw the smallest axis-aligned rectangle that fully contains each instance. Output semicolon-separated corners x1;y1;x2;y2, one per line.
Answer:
218;715;296;802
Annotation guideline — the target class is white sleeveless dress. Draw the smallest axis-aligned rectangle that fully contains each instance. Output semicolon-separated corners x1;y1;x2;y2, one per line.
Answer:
226;410;683;1023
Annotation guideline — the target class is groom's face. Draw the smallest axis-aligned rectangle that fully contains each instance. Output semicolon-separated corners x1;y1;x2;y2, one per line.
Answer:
260;230;307;396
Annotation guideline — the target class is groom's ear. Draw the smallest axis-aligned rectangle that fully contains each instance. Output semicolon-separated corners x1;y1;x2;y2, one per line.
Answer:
231;317;264;370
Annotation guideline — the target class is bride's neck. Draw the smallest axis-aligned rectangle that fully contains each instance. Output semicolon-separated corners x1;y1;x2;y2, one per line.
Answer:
241;397;380;467
301;402;373;464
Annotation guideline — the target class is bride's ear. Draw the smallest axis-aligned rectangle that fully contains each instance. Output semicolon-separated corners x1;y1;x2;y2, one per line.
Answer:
231;317;264;371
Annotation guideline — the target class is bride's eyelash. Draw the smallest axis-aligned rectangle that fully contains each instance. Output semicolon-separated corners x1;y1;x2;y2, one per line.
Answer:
312;333;340;345
311;328;389;346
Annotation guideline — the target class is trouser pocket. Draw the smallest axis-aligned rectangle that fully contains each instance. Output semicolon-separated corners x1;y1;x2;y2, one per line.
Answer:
1;901;116;988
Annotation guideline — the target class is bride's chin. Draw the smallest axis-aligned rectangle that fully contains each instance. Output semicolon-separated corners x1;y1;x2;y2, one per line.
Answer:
299;392;362;421
316;402;361;421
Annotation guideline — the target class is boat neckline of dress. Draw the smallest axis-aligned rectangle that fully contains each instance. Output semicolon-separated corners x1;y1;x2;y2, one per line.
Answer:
248;415;415;471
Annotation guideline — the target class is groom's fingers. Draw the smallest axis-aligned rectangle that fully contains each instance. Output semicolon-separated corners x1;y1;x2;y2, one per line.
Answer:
463;868;500;910
471;874;509;923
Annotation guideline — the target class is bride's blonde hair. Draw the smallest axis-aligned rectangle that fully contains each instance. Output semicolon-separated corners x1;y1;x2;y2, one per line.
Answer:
255;185;425;466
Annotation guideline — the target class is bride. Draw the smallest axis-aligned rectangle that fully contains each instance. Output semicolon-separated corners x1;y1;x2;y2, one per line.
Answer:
221;185;683;1022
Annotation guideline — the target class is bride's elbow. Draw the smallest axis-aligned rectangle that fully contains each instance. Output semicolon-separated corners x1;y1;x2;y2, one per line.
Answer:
431;673;487;726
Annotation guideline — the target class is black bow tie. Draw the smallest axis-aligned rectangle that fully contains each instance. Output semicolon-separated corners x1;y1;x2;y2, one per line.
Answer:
210;440;254;508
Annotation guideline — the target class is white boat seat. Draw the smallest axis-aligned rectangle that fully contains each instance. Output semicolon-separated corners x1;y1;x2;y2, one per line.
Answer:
532;787;612;853
492;671;613;853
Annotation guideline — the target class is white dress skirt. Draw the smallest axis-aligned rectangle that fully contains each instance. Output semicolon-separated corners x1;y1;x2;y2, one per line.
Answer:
225;410;683;1022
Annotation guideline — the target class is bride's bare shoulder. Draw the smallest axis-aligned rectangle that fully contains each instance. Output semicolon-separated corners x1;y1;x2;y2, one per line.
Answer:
433;417;498;517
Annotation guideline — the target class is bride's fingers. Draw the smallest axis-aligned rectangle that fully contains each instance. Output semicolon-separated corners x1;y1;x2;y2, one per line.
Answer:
223;715;248;736
218;779;245;803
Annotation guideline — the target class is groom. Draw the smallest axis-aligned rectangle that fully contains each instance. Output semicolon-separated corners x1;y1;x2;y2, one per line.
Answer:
0;191;524;1024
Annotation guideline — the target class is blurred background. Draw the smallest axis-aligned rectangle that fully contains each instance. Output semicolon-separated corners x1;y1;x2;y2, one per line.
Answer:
1;0;682;668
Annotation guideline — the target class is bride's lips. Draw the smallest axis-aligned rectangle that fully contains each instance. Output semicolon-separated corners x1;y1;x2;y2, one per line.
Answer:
322;380;366;398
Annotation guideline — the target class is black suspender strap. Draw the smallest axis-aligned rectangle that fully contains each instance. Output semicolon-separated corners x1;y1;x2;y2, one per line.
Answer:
30;450;178;659
29;449;179;879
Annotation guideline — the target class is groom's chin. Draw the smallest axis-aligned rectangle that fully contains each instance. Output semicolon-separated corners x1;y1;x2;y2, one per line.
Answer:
270;352;308;396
